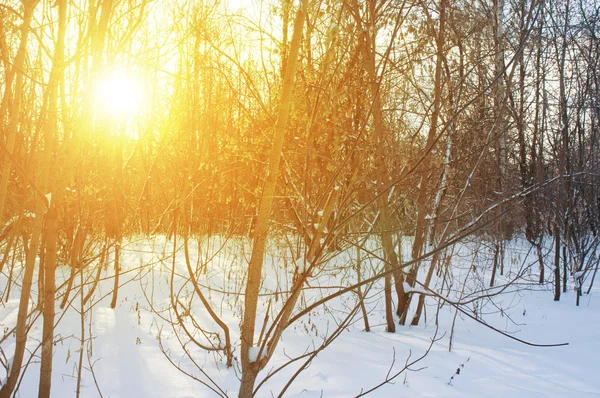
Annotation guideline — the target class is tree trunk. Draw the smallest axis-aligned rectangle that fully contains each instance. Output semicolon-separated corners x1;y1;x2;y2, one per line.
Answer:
490;240;499;287
358;0;402;332
355;242;370;332
238;4;305;397
400;0;446;324
38;1;67;396
110;242;121;309
562;244;568;293
553;0;571;302
554;227;561;301
494;0;507;205
536;242;544;284
412;250;439;326
60;224;87;309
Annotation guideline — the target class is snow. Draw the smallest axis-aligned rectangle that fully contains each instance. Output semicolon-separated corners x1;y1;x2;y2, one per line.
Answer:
1;236;599;397
248;346;263;363
297;260;307;274
403;281;428;295
1;357;13;386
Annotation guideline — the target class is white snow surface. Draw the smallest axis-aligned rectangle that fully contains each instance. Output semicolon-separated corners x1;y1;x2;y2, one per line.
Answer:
0;236;599;397
403;281;428;295
248;346;265;363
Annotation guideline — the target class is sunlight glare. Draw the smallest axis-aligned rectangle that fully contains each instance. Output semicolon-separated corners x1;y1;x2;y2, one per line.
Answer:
96;70;143;119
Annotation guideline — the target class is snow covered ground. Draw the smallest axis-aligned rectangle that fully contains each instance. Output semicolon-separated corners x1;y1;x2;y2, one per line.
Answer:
1;236;599;397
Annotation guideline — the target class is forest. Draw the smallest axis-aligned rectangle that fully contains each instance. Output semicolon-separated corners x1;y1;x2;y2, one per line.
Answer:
0;0;599;396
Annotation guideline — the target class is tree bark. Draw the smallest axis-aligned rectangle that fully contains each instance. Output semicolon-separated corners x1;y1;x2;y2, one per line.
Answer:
554;226;561;301
38;1;67;396
553;0;571;301
238;3;305;396
361;0;398;332
400;0;446;324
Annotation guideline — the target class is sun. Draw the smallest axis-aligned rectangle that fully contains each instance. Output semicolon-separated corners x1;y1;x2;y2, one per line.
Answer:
96;69;144;119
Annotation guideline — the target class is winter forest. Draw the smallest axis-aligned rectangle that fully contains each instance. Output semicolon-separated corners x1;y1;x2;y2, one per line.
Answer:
0;0;599;396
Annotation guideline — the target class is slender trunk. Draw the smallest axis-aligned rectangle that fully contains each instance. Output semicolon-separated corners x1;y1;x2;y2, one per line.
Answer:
412;251;438;326
493;0;509;268
536;241;544;284
110;242;120;309
39;207;58;398
401;0;446;324
110;126;124;309
495;0;507;203
38;1;67;396
355;242;370;332
37;235;46;310
563;245;568;293
395;236;406;304
280;0;290;79
413;79;454;326
490;241;499;287
533;10;545;286
61;225;87;309
83;241;107;306
361;0;399;332
518;0;534;248
380;227;397;331
412;222;453;325
575;250;581;307
586;257;598;294
76;249;85;398
238;4;305;397
553;0;570;302
372;86;397;331
499;240;504;276
61;267;76;310
554;227;561;301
